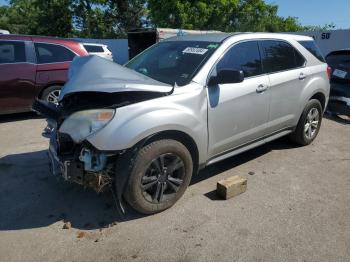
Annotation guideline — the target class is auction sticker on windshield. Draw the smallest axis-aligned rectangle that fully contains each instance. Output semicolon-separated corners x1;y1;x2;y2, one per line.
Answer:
333;69;347;79
183;47;208;55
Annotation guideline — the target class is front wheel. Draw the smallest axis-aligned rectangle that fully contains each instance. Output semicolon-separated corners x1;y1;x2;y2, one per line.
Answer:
289;99;323;146
124;139;193;214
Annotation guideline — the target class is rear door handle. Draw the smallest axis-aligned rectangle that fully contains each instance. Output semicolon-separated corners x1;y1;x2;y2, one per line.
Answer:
299;72;307;80
256;84;268;93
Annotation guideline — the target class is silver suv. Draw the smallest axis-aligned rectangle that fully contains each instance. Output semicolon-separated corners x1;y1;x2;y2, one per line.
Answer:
34;33;330;214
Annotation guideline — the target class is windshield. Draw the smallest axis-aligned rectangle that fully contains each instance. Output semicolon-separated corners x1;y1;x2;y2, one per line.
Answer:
125;41;220;86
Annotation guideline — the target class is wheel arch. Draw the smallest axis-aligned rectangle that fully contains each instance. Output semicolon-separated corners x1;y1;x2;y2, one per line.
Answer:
310;92;326;111
139;130;200;176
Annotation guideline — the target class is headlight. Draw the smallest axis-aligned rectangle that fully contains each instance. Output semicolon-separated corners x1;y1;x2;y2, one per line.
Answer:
59;109;115;143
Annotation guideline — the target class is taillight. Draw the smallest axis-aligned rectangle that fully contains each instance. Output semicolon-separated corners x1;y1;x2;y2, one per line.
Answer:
327;66;332;80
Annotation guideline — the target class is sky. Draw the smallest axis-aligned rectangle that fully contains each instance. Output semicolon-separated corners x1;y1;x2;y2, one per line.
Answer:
1;0;349;29
266;0;350;29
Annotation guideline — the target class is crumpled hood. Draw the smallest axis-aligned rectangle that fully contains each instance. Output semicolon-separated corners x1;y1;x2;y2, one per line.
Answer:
59;55;172;101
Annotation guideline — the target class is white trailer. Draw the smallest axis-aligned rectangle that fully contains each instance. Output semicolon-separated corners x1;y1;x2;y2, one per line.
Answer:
296;29;350;56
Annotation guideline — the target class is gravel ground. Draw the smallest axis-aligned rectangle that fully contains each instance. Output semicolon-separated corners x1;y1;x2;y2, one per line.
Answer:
0;113;349;262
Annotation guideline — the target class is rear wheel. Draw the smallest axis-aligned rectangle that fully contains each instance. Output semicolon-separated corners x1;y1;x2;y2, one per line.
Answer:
124;139;193;214
289;99;323;146
41;85;61;105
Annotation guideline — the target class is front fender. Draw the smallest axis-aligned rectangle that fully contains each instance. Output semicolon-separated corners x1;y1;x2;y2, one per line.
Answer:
87;90;208;163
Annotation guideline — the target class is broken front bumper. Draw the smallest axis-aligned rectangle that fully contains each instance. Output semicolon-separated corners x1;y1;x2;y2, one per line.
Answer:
48;130;118;192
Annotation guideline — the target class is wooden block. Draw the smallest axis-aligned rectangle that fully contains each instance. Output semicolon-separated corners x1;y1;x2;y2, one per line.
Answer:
217;175;247;200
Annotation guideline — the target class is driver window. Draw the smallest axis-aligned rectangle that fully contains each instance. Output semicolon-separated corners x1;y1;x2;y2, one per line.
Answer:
217;41;263;78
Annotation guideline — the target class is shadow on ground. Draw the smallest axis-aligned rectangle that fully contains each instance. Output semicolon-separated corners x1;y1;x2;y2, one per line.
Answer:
0;112;41;124
0;137;296;231
324;113;350;125
0;150;143;231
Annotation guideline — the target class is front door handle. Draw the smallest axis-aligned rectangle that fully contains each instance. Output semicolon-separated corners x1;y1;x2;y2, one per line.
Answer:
299;72;307;80
256;84;268;93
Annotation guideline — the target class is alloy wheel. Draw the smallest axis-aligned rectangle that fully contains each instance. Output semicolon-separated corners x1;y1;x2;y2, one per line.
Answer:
304;107;320;140
141;153;185;204
47;90;61;105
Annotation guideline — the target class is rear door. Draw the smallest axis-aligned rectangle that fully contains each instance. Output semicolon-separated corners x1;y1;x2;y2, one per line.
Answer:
259;40;307;133
207;41;270;158
0;40;37;114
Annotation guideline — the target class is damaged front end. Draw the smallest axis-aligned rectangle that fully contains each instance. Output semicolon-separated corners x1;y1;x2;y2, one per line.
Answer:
33;87;167;195
48;131;118;193
33;98;121;193
32;56;175;211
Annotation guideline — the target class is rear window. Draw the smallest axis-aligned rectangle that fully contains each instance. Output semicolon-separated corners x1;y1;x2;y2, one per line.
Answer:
35;43;76;64
260;40;305;74
298;41;325;62
84;45;104;53
0;41;26;64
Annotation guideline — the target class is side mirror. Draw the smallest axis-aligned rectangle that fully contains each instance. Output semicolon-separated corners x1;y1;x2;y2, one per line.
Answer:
208;69;244;86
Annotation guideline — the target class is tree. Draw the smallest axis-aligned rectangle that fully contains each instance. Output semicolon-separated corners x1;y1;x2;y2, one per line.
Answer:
0;0;38;34
0;0;72;37
35;0;73;37
147;0;305;32
0;0;339;38
303;23;336;32
71;0;110;38
148;0;239;30
71;0;146;38
105;0;146;34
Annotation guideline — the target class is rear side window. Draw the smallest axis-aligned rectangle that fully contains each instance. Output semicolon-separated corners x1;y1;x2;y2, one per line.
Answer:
35;43;76;64
84;45;104;53
298;41;325;62
260;40;305;74
217;41;263;78
0;41;26;64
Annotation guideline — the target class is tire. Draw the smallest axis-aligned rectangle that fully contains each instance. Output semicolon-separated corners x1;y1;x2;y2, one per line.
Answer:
124;139;193;214
289;99;323;146
41;85;62;105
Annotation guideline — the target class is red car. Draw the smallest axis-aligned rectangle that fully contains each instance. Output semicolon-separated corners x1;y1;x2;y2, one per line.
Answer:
0;34;88;114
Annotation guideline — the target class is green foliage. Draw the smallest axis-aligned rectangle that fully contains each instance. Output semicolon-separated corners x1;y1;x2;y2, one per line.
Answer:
35;0;73;37
105;0;146;35
0;0;145;37
0;0;338;38
148;0;305;32
0;0;72;36
147;0;240;31
303;23;336;32
71;0;110;38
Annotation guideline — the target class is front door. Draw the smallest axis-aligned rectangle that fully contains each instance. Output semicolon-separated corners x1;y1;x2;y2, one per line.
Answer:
207;41;270;158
